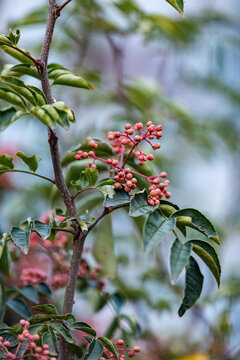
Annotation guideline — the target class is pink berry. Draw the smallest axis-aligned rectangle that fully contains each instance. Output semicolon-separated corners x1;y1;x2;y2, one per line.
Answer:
133;346;140;353
116;339;124;345
160;171;167;178
107;159;113;164
3;341;10;347
147;154;154;161
147;121;152;127
17;334;24;342
125;123;131;130
112;159;118;166
35;346;42;353
166;192;171;198
124;186;131;193
20;319;26;326
126;181;133;187
128;351;135;358
82;152;88;158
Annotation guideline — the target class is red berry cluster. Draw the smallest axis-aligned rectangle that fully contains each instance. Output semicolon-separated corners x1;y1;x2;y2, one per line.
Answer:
0;319;56;360
98;339;140;359
74;122;171;205
20;268;47;287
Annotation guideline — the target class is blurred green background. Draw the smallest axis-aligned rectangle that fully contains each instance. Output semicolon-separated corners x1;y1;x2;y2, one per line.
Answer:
0;1;240;359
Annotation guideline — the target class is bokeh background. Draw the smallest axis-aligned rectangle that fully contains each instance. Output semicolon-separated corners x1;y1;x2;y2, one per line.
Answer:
0;0;240;359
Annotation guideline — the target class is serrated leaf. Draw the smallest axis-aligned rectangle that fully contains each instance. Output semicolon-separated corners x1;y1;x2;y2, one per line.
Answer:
0;107;25;131
0;87;26;109
178;256;204;317
8;29;20;46
10;225;31;254
33;220;51;240
170;208;220;244
42;332;57;355
189;240;221;287
32;304;58;315
28;314;51;325
66;322;96;337
170;238;191;284
50;323;74;343
98;185;115;199
165;0;184;15
0;332;18;347
144;209;174;253
104;190;130;208
71;172;88;190
129;190;154;217
84;339;104;360
16;151;41;172
7;298;31;319
83;168;99;187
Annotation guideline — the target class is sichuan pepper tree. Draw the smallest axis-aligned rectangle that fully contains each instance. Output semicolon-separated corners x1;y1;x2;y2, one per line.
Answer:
0;1;221;359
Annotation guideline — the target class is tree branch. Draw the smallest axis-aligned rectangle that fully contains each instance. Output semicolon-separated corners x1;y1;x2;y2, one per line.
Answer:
9;169;55;184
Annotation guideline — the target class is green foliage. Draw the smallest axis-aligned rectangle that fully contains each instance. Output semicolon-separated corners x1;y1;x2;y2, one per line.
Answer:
16;151;41;172
170;238;191;284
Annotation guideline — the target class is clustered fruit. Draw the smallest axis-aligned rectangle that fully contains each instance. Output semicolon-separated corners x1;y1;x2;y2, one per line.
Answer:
75;122;171;205
17;212;105;291
0;319;56;360
98;339;140;359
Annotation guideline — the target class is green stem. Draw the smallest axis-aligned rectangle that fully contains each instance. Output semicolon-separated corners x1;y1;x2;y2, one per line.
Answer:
9;169;55;184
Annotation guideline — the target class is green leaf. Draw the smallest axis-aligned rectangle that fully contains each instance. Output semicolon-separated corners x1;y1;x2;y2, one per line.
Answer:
16;151;41;172
9;64;39;79
165;0;184;15
10;225;31;255
93;216;117;279
0;45;34;64
189;240;221;287
0;87;26;109
41;104;67;128
66;322;96;337
70;172;88;190
98;337;119;359
69;343;84;359
84;339;104;360
0;333;18;347
52;101;75;123
8;29;20;46
30;106;52;127
144;209;175;253
129;190;154;217
0;234;10;276
50;323;74;343
33;220;51;240
98;185;115;199
31;304;58;315
28;86;47;106
0;35;12;46
48;64;94;90
170;208;220;244
83;168;99;187
37;282;52;297
0;154;14;174
19;285;39;303
104;190;130;208
79;221;88;235
170;238;191;284
0;107;25;131
42;332;57;355
96;178;115;187
7;298;31;319
28;314;51;325
0;76;37;105
178;256;204;317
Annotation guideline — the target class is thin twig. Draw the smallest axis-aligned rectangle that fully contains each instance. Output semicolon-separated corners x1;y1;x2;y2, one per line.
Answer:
51;226;75;235
9;169;55;184
57;0;72;15
9;45;40;66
